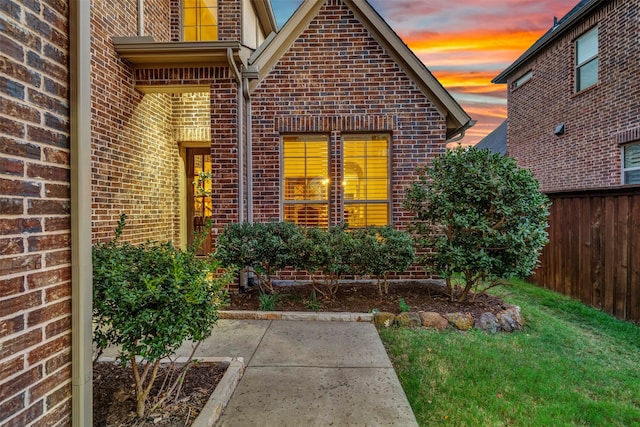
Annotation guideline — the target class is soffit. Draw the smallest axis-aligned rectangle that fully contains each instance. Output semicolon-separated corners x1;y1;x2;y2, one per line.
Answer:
112;37;248;68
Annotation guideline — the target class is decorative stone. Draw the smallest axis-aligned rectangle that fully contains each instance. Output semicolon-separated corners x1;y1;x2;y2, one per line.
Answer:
418;311;448;330
497;305;524;332
395;312;421;328
373;312;396;328
446;312;474;330
475;312;499;334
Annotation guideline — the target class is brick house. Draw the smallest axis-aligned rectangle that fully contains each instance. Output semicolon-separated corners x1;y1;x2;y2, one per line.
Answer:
492;0;640;323
492;0;640;192
1;0;471;424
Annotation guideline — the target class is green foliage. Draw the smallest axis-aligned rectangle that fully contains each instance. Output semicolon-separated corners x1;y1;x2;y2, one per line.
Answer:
216;221;304;294
398;298;411;313
217;221;417;300
305;290;322;312
380;281;640;426
258;292;282;311
404;146;550;302
92;214;233;418
352;226;415;295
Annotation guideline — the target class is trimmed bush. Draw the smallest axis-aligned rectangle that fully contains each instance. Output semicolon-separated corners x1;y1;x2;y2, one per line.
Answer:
352;226;415;295
404;146;550;302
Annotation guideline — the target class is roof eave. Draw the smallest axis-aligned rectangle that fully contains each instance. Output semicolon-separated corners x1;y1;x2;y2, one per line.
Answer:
112;37;245;67
493;0;605;84
344;0;472;135
253;0;278;34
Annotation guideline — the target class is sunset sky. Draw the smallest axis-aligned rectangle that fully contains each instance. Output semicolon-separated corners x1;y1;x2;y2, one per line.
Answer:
270;0;580;145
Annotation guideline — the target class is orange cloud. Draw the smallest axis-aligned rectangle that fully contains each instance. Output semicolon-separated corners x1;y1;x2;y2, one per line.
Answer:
403;29;542;54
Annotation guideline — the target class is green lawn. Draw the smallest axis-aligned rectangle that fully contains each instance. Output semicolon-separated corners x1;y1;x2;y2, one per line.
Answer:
379;280;640;426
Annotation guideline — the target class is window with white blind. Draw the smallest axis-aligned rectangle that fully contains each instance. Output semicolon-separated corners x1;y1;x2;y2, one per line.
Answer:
342;134;390;227
575;27;598;92
623;143;640;185
282;135;330;228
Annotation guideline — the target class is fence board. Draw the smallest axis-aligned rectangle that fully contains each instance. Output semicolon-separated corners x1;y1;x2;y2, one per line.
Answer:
531;186;640;323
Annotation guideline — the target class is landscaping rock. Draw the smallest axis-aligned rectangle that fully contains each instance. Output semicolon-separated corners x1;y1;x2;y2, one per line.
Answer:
497;305;524;332
374;312;396;328
475;312;499;334
418;311;448;330
446;312;474;330
395;312;421;328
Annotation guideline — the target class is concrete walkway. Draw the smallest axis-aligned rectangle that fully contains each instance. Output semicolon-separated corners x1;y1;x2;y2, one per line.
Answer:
187;319;418;427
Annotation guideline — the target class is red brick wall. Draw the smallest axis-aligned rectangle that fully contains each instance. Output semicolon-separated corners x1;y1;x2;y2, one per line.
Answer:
170;0;241;41
133;67;240;238
91;0;183;244
505;0;640;192
0;0;72;425
250;0;447;279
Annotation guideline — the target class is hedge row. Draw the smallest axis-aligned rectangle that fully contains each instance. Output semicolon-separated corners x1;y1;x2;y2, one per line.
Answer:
215;222;415;298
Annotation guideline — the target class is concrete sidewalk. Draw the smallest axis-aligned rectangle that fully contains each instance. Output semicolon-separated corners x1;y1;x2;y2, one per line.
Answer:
189;319;419;427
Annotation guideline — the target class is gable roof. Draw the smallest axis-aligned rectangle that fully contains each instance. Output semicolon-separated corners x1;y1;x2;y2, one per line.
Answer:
493;0;605;83
248;0;474;140
474;120;507;155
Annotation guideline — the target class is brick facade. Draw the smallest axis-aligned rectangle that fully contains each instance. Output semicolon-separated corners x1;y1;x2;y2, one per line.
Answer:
91;0;182;244
1;0;465;423
503;0;640;192
1;0;72;425
251;0;447;279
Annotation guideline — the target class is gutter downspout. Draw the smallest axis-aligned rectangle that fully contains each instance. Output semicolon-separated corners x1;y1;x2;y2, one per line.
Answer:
227;48;244;222
137;0;144;36
70;0;93;425
244;76;253;223
446;120;477;144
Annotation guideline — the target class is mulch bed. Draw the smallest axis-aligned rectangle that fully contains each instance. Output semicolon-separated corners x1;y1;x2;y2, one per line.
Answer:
227;280;510;319
93;361;227;427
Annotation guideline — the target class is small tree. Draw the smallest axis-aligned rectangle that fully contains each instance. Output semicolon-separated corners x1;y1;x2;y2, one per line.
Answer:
404;146;550;302
93;214;233;418
353;226;415;295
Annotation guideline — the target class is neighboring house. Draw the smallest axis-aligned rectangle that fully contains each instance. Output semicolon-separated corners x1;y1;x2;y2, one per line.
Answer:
0;0;472;424
492;0;640;323
493;0;640;192
474;119;507;155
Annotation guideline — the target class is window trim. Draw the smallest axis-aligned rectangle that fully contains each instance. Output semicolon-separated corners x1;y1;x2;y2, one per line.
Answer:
575;26;598;92
341;133;392;227
622;142;640;185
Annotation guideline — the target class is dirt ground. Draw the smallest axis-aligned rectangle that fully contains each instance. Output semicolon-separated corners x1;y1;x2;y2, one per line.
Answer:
227;280;509;319
93;362;227;427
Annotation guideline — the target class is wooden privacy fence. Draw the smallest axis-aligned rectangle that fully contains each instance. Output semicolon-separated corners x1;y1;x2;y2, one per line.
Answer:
530;186;640;323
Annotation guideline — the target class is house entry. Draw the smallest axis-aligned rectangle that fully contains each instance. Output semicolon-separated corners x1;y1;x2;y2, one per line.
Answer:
187;148;212;255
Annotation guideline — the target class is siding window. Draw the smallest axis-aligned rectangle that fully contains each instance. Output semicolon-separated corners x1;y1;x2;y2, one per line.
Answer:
183;0;218;41
282;135;329;227
623;143;640;185
575;27;598;91
343;134;389;227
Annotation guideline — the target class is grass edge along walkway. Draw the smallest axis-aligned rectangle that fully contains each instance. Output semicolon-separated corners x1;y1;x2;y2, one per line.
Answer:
379;279;640;426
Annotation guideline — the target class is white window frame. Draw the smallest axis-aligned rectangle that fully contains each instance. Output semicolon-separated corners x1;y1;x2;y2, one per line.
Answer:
575;26;598;92
622;142;640;185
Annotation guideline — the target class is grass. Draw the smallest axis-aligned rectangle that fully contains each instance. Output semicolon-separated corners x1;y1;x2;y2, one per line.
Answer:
379;279;640;426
